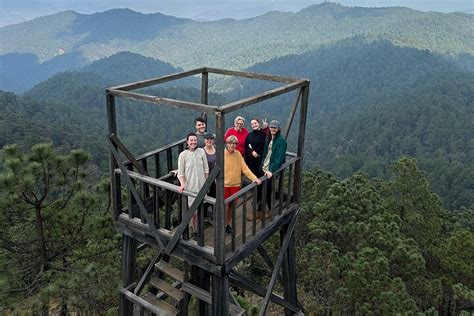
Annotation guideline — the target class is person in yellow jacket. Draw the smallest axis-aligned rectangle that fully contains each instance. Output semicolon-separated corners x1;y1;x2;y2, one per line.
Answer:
224;135;261;235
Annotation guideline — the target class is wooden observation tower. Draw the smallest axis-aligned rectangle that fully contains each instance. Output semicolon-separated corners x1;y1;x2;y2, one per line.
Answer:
106;67;310;315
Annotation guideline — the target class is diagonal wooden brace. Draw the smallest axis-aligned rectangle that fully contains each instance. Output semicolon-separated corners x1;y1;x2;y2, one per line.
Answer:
260;209;300;316
107;137;165;251
110;133;147;175
134;252;162;295
165;166;220;254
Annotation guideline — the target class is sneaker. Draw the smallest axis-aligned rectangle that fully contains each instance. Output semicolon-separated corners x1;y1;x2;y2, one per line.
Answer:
225;225;233;235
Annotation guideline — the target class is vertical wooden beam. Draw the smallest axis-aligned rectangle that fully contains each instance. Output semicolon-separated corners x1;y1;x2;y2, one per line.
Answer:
281;222;298;316
201;71;209;120
212;273;229;316
119;235;137;316
106;92;121;220
294;83;309;204
214;109;225;264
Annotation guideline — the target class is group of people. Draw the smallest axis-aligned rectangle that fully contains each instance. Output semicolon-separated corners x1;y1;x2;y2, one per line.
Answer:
176;115;287;236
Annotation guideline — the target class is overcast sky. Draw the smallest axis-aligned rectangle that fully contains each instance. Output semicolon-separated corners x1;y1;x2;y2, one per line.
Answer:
1;0;472;27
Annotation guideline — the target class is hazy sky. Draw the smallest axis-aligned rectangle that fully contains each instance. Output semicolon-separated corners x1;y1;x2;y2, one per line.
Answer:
1;0;472;27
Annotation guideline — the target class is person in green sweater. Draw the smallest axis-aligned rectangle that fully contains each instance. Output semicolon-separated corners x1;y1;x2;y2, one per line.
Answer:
224;135;262;234
260;120;287;219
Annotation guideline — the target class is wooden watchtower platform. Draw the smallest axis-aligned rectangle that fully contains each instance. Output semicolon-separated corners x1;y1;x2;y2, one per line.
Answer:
106;67;310;315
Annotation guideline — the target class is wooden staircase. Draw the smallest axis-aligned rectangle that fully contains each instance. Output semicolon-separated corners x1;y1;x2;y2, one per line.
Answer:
123;259;246;315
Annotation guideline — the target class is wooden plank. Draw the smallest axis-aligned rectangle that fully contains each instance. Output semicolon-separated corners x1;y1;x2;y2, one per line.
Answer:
110;133;146;175
201;71;208;120
214;110;226;264
149;277;184;302
294;83;310;205
224;207;295;269
155;261;185;283
109;67;205;91
117;169;216;204
284;90;302;139
181;282;244;315
281;223;298;316
242;192;247;244
229;270;299;313
108;139;166;251
260;209;300;315
108;89;215;113
117;214;215;261
106;93;121;220
119;235;137;316
165;167;220;254
212;273;229;315
206;67;304;83
278;170;285;215
120;287;165;315
219;80;307;114
257;246;283;284
134;252;162;295
141;292;179;315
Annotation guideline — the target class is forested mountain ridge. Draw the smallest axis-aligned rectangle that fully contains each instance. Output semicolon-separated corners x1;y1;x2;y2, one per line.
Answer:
1;39;472;210
1;3;472;91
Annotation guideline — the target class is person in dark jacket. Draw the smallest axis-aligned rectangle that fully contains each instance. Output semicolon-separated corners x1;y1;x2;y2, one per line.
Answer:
261;120;287;218
244;118;268;177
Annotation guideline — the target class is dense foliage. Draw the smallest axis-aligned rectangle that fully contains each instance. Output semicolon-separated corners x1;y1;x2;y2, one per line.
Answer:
294;159;473;313
0;144;120;314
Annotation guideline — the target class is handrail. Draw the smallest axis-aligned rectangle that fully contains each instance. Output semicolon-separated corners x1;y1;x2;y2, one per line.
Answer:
116;168;216;204
224;156;299;204
120;138;186;166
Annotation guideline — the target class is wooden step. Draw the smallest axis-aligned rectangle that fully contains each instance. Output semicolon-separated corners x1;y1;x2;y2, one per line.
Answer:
155;261;185;283
141;293;179;316
181;282;245;315
150;276;184;302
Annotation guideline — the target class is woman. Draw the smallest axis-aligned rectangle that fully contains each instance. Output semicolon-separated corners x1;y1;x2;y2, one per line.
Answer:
244;117;268;177
224;116;248;156
224;135;261;234
204;132;216;218
261;120;287;219
177;133;209;233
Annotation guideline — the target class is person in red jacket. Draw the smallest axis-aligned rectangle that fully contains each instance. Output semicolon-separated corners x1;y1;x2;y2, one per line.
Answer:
224;116;248;156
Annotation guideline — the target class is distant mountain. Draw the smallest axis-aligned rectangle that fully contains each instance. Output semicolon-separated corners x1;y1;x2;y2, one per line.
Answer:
1;3;472;72
0;51;88;93
82;51;183;85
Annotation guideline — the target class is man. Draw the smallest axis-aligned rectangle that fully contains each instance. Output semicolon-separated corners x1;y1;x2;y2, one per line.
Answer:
194;117;207;148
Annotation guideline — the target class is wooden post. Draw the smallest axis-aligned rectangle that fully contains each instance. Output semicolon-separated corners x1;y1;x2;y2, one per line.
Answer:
201;71;209;120
212;273;229;316
106;92;121;220
214;110;225;264
119;235;137;316
281;222;298;316
294;84;309;204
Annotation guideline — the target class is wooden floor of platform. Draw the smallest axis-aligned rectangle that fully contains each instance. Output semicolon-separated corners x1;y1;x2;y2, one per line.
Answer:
198;195;290;255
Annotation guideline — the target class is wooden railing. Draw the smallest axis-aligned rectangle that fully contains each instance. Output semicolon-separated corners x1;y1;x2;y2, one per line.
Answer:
224;154;299;253
112;137;299;259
